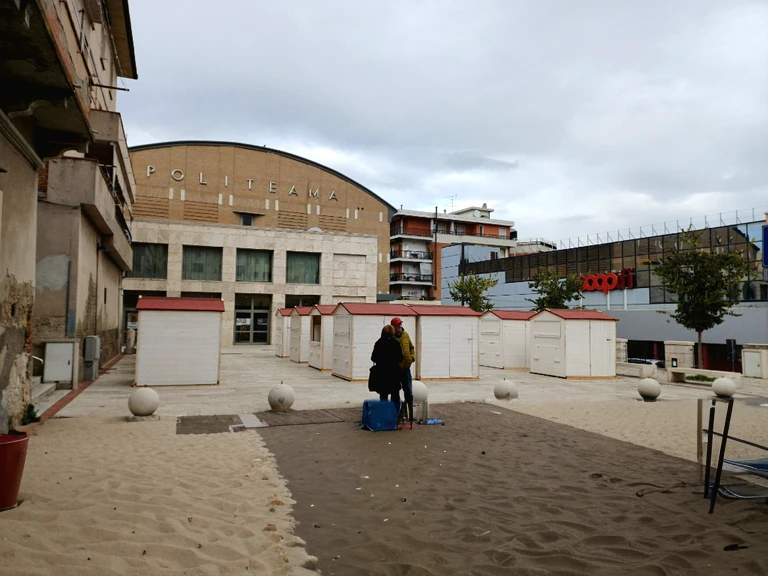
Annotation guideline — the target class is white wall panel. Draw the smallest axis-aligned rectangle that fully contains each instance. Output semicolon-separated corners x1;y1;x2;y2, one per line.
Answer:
137;311;221;385
332;312;352;378
501;320;529;369
480;315;503;368
565;320;591;377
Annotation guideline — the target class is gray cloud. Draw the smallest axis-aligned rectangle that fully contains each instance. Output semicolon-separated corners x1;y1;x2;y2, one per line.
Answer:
121;0;768;243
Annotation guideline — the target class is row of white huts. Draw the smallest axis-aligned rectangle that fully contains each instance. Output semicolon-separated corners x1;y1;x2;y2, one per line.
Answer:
276;303;484;381
275;304;618;381
130;297;617;387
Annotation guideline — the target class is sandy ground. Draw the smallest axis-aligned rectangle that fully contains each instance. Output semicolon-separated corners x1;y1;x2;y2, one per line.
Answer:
0;417;317;576
501;395;768;464
260;403;768;576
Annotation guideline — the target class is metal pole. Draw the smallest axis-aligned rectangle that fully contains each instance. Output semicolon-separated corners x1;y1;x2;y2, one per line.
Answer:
709;398;734;514
704;400;716;498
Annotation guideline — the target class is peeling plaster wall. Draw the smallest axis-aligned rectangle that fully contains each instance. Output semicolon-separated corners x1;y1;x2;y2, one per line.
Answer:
0;132;37;429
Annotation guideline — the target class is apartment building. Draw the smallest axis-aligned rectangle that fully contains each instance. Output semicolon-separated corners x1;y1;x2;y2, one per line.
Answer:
31;0;138;384
0;0;136;425
389;204;550;300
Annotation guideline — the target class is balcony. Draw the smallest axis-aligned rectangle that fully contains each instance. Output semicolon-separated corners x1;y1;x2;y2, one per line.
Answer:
46;157;133;271
390;273;433;285
390;250;432;261
1;0;93;158
90;110;136;203
390;227;433;239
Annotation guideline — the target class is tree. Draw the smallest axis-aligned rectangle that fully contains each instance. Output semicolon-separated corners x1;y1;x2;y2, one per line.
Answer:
447;272;499;312
653;230;750;369
526;267;583;311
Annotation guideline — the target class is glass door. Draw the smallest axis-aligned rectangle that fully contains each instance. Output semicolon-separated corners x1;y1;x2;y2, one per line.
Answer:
234;294;272;344
235;312;252;344
253;311;269;343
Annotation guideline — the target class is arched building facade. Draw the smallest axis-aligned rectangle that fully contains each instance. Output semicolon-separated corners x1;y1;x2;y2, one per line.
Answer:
123;141;395;346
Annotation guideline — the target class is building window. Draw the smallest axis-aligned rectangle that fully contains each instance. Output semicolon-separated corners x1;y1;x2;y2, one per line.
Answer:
240;214;254;226
182;246;222;281
126;243;168;279
236;249;272;282
286;252;321;284
285;295;320;307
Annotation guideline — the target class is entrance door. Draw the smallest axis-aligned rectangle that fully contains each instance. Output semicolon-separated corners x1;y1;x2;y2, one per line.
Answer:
234;294;272;344
235;312;252;344
253;311;269;343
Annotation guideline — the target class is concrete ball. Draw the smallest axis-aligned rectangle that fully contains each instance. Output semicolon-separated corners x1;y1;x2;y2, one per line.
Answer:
268;384;295;412
412;380;428;404
637;378;661;402
128;387;160;416
712;378;736;398
494;381;519;401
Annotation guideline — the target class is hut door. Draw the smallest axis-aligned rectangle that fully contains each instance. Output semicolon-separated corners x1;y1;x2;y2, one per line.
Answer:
449;317;475;377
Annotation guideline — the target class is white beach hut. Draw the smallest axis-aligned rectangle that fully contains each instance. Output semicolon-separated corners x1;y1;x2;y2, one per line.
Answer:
289;306;313;364
409;305;482;380
529;309;618;378
135;296;224;386
309;305;336;371
275;308;292;358
332;303;418;381
479;310;536;369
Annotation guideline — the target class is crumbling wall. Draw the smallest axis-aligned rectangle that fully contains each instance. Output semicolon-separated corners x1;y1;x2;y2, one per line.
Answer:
0;274;34;430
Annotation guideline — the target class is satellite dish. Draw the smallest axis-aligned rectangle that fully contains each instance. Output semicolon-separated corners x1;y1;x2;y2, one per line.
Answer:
473;209;481;218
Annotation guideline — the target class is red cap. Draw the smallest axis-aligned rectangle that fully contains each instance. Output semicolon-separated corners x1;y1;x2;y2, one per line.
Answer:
390;317;403;326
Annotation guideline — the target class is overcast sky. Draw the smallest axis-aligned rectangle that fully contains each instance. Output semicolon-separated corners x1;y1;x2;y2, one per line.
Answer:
121;0;768;245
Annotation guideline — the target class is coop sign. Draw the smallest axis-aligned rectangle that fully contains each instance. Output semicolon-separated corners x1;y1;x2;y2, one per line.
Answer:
145;166;339;201
580;268;635;294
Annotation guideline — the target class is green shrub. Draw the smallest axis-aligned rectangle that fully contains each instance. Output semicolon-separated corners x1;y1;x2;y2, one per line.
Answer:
686;374;717;383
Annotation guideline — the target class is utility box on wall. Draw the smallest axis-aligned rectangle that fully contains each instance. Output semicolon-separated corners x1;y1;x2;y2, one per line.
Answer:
742;344;768;379
83;335;101;381
43;341;75;387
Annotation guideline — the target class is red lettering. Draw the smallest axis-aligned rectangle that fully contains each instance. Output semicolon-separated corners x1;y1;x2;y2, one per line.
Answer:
581;269;635;293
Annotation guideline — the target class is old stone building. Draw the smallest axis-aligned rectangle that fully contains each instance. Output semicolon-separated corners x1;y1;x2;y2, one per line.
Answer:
31;0;138;385
125;141;395;345
1;0;136;426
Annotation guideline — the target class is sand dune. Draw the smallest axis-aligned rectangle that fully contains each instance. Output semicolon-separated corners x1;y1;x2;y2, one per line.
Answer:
0;417;317;576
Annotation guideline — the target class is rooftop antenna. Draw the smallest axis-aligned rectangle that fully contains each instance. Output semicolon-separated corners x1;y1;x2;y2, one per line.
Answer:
447;194;457;212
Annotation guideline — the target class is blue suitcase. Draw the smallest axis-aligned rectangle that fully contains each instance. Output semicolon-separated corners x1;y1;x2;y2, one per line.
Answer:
361;400;400;431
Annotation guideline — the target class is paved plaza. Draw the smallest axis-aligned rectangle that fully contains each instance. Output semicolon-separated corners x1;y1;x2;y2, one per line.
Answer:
40;346;767;420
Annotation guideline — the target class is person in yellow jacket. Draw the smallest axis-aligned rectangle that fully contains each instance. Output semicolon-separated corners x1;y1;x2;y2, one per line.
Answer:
391;317;415;425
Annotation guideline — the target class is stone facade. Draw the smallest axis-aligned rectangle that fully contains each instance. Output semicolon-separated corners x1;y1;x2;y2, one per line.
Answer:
129;143;396;294
123;220;378;345
664;341;695;369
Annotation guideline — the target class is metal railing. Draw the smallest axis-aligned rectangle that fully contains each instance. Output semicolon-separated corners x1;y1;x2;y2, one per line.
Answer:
554;206;768;250
390;227;432;238
390;227;514;240
436;229;510;239
390;250;433;260
390;273;433;283
98;164;132;244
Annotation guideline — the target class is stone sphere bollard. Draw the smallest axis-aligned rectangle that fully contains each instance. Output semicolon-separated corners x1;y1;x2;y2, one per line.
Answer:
268;384;295;412
128;387;160;416
494;381;519;400
637;378;661;402
412;380;428;404
712;377;736;398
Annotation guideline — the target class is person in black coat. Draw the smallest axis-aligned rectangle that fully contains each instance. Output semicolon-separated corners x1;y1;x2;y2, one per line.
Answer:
370;324;403;403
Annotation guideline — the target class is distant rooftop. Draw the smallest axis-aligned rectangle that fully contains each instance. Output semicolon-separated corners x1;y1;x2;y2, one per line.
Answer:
394;208;514;228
